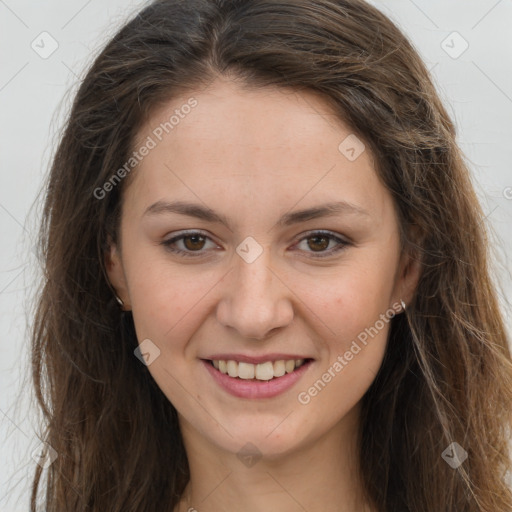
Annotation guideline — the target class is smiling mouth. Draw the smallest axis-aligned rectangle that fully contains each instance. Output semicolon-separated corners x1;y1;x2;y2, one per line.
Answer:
206;358;312;381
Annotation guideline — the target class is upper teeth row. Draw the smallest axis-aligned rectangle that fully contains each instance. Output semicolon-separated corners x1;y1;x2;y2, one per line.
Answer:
212;359;305;380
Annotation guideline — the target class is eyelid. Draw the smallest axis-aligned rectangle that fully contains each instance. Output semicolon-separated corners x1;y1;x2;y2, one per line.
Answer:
293;229;350;243
164;228;214;240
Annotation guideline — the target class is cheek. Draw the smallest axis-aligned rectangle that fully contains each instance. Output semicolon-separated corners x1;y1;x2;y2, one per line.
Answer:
297;273;393;416
125;253;220;346
297;335;388;427
125;261;216;407
292;262;396;412
301;260;397;346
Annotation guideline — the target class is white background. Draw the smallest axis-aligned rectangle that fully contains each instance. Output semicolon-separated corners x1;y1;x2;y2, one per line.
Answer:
1;1;511;509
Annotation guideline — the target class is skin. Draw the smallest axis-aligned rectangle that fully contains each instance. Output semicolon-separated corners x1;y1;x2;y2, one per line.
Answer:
106;76;420;512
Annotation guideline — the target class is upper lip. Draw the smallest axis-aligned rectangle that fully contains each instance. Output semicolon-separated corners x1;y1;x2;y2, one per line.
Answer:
203;353;313;364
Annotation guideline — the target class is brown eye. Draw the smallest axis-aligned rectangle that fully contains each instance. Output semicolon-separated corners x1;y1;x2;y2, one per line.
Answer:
161;231;219;258
183;234;206;251
307;235;330;252
293;231;349;258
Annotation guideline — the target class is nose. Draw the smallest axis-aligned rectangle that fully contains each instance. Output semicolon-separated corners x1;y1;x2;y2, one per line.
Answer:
216;247;294;340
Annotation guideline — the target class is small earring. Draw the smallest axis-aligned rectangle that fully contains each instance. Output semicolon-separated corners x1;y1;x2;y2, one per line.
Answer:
400;299;406;312
114;292;124;307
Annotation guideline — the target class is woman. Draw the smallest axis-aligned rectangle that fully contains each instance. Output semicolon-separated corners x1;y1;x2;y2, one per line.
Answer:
30;0;512;511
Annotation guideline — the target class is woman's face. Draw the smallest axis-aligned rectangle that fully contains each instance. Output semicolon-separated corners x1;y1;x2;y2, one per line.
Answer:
107;77;419;459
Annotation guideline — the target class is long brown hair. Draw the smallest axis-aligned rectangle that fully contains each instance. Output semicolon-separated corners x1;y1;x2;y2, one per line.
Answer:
30;0;512;510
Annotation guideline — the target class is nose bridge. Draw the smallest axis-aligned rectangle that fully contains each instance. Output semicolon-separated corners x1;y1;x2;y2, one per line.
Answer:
236;250;273;302
216;245;294;339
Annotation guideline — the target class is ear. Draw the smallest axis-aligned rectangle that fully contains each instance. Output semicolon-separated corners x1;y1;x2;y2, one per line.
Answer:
392;245;422;309
105;236;131;309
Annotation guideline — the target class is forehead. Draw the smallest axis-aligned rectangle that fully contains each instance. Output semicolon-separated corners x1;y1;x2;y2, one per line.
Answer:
123;78;391;226
138;79;352;153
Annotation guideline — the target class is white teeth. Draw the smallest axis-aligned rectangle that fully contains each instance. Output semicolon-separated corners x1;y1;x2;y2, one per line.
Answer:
273;360;286;377
255;361;274;381
285;360;295;373
211;358;307;380
238;362;255;380
227;360;238;378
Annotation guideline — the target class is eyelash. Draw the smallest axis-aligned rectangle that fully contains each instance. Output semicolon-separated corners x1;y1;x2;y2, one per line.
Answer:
160;230;350;259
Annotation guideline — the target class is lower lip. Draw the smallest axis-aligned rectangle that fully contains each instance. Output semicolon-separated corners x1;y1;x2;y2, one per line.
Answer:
202;359;313;399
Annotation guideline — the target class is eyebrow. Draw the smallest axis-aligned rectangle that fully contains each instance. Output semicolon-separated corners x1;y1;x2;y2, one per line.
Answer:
142;200;370;229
